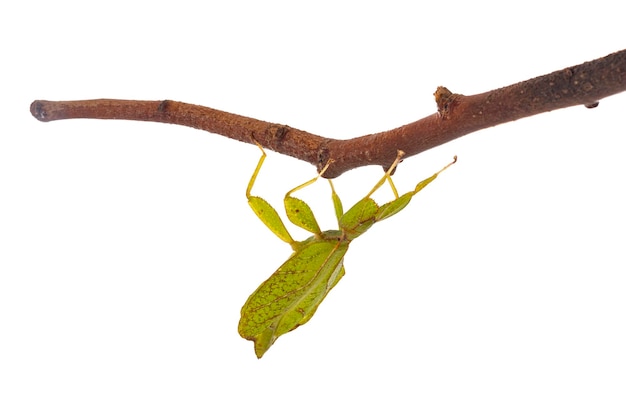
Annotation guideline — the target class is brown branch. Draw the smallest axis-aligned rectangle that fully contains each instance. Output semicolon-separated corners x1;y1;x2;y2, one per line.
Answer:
31;49;626;178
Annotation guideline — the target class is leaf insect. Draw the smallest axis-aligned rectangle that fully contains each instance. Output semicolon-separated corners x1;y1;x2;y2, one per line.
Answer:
239;142;456;358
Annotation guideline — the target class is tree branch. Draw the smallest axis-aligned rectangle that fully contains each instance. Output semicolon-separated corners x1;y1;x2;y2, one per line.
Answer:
31;49;626;178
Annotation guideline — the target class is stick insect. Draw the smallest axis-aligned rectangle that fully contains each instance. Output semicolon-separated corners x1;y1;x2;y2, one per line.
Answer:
239;143;456;358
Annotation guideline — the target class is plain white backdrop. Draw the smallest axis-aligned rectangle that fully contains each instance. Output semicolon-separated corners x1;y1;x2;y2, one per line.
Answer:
2;1;625;392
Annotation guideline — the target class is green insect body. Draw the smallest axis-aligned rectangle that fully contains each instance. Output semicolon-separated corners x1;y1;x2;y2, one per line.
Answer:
239;144;456;358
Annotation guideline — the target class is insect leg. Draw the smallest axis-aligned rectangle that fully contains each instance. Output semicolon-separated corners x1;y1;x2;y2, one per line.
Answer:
374;154;457;222
327;179;344;223
363;150;406;200
282;159;335;236
285;158;334;197
246;140;267;199
246;141;296;246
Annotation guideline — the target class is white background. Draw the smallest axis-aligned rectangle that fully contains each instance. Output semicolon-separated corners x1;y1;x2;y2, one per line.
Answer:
2;1;625;392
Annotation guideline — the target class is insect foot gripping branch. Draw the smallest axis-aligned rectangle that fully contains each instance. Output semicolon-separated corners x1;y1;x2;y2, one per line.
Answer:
239;143;457;358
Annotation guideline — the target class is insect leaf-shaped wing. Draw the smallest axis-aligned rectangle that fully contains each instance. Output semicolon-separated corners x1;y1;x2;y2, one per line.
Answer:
238;239;348;358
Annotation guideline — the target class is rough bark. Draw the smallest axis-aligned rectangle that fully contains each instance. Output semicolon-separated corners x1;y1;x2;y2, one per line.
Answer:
31;49;626;178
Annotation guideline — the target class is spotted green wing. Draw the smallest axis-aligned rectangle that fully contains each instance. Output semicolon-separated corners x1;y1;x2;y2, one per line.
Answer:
238;238;348;358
